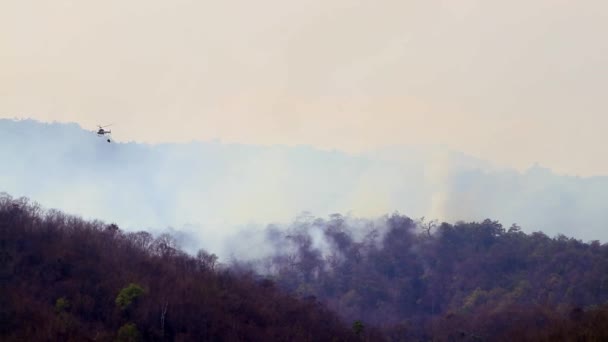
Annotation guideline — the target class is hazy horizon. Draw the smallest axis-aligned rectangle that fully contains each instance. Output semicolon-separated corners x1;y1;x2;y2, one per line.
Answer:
2;1;608;176
3;118;608;260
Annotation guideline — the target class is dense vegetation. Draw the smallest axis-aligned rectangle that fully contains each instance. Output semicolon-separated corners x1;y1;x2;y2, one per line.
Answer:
3;192;608;341
0;194;371;341
237;213;608;340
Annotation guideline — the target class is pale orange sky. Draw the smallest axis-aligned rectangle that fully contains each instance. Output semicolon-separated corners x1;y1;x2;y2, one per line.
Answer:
2;0;607;176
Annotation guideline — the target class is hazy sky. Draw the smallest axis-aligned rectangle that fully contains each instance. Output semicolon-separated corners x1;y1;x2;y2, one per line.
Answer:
2;0;607;176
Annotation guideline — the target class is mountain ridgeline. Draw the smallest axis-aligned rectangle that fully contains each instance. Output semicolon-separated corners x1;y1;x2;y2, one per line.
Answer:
2;193;608;341
2;118;608;247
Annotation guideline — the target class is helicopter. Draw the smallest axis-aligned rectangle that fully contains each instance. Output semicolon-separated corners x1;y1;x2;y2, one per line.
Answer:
96;124;113;143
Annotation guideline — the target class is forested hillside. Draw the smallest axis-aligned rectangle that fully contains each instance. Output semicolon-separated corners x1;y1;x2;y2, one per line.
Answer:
0;194;372;341
3;192;608;341
235;213;608;340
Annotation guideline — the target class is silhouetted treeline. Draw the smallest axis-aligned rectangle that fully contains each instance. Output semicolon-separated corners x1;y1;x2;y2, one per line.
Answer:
0;194;380;341
3;192;608;341
236;213;608;340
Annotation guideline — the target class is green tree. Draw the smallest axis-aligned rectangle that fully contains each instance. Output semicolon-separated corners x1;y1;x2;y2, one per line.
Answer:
353;320;364;336
116;283;145;310
116;323;141;342
55;297;70;313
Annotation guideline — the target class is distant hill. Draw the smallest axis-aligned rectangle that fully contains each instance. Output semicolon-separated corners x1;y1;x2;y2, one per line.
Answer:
2;118;608;256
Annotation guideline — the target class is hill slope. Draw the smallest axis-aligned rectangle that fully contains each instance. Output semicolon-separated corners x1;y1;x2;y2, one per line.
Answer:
233;213;608;340
1;194;371;341
3;193;608;341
